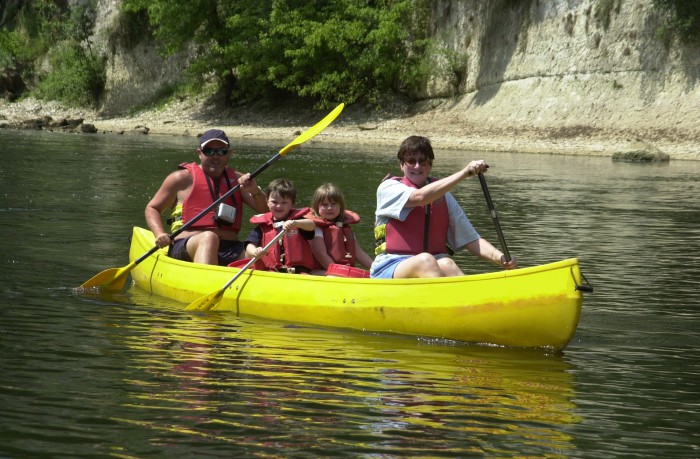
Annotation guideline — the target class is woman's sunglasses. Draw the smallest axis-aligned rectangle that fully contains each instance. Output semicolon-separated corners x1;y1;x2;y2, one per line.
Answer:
201;147;230;157
404;157;431;166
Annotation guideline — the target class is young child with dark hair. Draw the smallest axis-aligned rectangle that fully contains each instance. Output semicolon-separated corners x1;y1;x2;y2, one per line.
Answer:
244;178;316;274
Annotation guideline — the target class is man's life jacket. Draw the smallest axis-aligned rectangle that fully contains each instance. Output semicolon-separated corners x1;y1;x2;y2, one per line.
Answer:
374;176;449;256
308;210;361;266
249;207;316;272
169;162;243;233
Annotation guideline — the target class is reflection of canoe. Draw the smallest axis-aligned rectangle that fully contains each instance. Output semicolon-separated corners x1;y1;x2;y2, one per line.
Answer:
129;227;586;350
114;306;579;451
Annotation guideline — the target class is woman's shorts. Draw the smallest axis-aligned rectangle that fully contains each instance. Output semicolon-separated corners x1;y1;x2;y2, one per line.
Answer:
370;254;410;279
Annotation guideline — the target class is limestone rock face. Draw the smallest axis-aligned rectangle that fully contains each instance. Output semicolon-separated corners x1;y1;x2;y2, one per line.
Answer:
421;0;698;148
92;0;191;116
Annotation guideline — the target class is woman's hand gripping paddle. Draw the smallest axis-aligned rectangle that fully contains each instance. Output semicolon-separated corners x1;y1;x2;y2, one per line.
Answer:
78;103;344;292
185;228;287;312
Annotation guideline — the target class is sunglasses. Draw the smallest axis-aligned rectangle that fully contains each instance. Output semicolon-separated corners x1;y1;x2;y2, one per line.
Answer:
404;157;431;166
201;147;230;157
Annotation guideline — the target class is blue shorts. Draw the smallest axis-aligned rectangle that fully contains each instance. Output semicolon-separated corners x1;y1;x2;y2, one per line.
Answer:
370;254;410;279
169;236;245;266
370;253;451;279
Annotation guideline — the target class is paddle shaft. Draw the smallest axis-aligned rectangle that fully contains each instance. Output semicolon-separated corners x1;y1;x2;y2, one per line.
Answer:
185;228;288;311
478;173;511;262
221;228;287;292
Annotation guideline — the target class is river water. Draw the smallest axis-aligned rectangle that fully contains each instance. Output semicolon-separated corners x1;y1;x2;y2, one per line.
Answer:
1;128;698;458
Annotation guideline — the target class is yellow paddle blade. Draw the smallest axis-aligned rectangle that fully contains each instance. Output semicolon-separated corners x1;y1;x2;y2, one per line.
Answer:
185;290;225;312
279;103;344;156
79;261;135;292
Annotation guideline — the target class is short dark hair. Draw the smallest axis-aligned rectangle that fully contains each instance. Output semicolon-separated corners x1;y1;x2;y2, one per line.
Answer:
397;136;434;164
265;178;297;202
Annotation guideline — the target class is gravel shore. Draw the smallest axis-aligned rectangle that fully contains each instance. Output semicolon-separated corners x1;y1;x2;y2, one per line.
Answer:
2;97;697;160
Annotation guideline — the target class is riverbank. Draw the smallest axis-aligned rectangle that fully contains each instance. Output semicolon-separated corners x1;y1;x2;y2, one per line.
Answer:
1;96;698;160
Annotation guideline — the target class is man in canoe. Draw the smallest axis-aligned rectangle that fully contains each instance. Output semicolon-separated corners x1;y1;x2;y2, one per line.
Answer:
371;135;518;279
145;129;269;265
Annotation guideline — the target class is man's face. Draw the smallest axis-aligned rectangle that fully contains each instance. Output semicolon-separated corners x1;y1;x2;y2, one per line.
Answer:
197;140;231;177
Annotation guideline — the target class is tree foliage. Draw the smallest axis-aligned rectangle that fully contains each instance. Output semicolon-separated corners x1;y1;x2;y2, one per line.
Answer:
653;0;700;44
0;0;105;107
121;0;430;108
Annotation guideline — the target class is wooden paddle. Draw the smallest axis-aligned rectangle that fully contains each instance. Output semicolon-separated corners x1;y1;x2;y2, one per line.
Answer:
185;228;287;312
478;173;511;262
79;103;345;291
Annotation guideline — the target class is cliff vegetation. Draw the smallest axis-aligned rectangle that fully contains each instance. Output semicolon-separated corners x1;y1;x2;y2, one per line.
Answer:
1;0;699;160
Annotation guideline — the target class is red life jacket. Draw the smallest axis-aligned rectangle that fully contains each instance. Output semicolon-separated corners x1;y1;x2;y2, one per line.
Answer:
180;162;243;232
308;210;361;266
383;176;449;255
249;207;316;271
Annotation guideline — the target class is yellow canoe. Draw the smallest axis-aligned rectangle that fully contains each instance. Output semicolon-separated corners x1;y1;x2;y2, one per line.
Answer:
129;226;587;350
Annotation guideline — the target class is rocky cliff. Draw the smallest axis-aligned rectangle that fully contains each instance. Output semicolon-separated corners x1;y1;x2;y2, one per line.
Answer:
2;0;697;160
418;0;698;156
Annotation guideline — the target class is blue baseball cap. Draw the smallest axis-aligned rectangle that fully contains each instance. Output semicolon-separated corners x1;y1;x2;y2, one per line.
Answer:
199;129;229;147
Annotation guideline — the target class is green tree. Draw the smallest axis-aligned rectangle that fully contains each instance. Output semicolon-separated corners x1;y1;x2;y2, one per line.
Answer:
0;0;106;106
121;0;430;108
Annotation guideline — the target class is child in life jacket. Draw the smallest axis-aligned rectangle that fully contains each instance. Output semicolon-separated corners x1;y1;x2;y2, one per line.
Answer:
307;183;374;275
244;178;317;274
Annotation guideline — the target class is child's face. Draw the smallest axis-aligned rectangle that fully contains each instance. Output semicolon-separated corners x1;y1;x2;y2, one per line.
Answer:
318;199;341;221
267;192;294;220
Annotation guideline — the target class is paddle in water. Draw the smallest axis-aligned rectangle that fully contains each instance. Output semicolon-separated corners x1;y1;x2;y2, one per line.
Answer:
185;228;287;312
478;173;511;262
78;103;345;292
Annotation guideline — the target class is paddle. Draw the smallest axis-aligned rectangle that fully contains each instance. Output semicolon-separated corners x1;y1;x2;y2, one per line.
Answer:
79;103;345;291
478;173;511;262
185;228;287;312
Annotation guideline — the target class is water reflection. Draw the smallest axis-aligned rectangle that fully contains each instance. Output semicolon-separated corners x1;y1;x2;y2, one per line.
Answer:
2;129;699;457
106;287;580;456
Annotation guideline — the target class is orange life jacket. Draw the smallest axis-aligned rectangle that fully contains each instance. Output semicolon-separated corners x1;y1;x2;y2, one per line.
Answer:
179;162;243;232
307;210;361;266
249;207;316;272
382;176;449;255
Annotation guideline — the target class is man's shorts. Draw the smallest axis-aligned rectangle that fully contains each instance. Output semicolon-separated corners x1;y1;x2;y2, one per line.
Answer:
169;236;246;266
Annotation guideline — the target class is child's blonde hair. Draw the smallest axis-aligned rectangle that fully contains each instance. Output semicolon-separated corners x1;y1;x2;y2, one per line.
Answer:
311;183;346;222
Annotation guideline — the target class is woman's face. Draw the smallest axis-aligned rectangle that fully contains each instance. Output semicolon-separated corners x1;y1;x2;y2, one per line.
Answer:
400;154;432;187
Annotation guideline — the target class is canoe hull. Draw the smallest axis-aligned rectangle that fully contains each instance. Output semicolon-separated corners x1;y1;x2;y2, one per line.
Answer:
129;227;584;349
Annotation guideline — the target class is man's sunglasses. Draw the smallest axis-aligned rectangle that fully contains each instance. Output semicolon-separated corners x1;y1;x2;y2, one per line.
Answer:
201;147;230;157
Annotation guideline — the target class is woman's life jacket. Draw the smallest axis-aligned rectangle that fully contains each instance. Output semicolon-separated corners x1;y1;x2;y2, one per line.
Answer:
374;176;449;256
168;162;243;233
249;207;316;271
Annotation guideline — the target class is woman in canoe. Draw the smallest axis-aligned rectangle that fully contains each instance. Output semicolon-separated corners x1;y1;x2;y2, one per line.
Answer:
307;183;374;275
371;135;518;279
